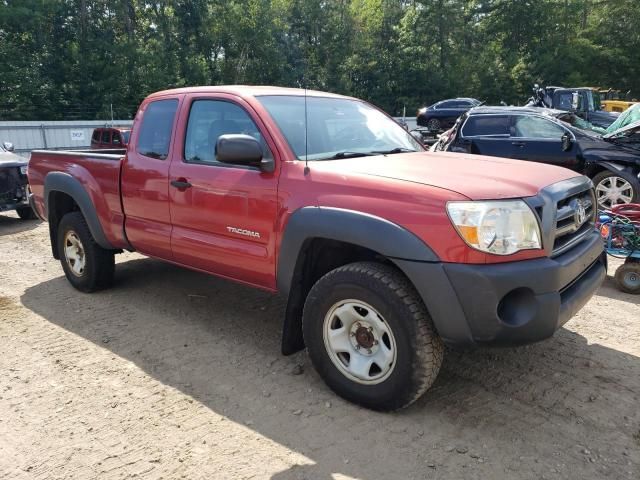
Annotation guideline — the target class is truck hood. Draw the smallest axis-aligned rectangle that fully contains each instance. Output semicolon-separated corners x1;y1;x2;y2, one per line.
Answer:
314;152;580;200
0;151;28;168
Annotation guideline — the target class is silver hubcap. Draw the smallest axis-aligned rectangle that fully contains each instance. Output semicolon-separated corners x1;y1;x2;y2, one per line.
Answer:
64;231;86;276
323;300;397;385
596;176;634;209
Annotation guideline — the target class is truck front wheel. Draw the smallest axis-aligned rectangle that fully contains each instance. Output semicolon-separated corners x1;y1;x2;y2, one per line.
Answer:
302;261;443;411
57;212;115;292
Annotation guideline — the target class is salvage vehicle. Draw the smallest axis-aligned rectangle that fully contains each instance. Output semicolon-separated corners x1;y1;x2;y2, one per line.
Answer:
416;98;481;132
432;106;640;209
91;127;131;149
529;86;618;129
28;86;605;411
0;141;37;219
598;89;638;113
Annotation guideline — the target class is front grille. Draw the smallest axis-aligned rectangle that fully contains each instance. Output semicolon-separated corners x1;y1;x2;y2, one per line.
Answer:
0;166;27;205
552;188;595;256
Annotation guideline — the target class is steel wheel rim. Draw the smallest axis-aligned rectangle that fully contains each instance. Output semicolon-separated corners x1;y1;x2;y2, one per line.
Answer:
623;271;640;288
322;299;397;385
64;230;86;277
595;176;634;209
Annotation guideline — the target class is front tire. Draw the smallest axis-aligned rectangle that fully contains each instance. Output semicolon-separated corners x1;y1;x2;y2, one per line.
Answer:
57;212;115;292
302;262;444;411
593;170;640;209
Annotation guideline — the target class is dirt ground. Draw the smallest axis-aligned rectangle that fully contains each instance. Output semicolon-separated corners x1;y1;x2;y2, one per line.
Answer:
0;212;638;480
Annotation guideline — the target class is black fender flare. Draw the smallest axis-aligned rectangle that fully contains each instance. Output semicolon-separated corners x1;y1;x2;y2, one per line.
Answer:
44;172;114;251
276;206;439;295
276;206;440;355
587;160;640;178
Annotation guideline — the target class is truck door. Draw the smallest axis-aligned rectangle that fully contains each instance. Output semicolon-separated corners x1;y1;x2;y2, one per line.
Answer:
168;95;279;290
510;115;579;169
121;97;181;259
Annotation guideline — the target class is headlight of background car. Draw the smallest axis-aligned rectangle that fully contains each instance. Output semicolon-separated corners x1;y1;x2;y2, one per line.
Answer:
20;166;28;175
447;200;541;255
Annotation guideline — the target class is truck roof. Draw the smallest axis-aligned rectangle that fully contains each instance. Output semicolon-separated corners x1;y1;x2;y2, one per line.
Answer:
146;85;354;101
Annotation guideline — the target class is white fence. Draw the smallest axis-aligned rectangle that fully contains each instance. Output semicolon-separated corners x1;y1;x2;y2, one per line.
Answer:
0;120;134;157
2;117;416;159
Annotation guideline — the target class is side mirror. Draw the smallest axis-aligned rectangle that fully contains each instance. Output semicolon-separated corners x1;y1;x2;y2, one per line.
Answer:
571;92;580;111
3;141;14;152
561;132;573;152
215;134;273;173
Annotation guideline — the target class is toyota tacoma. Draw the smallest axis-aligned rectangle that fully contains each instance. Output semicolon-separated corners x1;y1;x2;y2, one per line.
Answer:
28;86;606;410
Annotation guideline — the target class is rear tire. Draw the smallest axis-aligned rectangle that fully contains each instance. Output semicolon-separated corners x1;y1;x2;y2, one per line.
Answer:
592;170;640;209
615;262;640;294
16;205;37;220
57;212;115;292
302;261;444;411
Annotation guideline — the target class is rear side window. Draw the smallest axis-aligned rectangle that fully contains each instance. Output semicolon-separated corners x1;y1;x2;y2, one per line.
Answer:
137;99;179;160
461;115;510;136
436;101;454;109
112;132;122;145
101;130;111;143
513;116;566;138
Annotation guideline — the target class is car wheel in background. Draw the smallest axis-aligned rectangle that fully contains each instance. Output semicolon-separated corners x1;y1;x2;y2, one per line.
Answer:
426;118;441;132
593;170;640;209
16;205;37;220
615;262;640;294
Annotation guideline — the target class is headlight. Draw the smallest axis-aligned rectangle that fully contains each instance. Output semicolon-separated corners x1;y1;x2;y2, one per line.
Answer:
447;200;541;255
20;165;28;175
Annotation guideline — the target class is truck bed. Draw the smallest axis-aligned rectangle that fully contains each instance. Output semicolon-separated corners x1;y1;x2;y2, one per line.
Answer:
28;149;130;249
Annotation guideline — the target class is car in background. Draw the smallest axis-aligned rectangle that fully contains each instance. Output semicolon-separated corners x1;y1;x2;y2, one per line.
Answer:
416;98;481;132
91;127;131;149
0;141;37;219
431;106;640;209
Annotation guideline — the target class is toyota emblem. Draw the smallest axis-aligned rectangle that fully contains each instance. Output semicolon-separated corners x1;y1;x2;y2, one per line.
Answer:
575;200;587;226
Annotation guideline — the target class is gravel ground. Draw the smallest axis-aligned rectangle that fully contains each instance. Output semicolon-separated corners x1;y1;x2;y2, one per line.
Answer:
0;213;638;480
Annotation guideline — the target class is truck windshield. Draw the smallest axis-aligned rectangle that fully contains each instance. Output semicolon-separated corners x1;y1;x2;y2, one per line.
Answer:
257;95;422;160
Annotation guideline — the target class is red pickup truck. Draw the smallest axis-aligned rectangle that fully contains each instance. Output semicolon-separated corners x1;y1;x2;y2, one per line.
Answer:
28;86;605;410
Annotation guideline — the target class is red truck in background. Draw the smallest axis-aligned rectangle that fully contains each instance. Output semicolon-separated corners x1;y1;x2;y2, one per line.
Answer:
90;127;131;149
28;86;606;410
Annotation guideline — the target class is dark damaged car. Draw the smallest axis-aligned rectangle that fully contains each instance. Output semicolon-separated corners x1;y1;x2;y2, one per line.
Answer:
432;107;640;209
0;142;37;219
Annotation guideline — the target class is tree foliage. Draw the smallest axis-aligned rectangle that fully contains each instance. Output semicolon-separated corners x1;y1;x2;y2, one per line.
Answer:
1;0;639;120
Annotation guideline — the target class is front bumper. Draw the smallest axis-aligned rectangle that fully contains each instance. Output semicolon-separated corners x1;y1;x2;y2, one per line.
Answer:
396;229;606;346
0;196;29;212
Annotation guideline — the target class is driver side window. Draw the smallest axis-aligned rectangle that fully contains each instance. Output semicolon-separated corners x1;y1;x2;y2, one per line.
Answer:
184;100;271;165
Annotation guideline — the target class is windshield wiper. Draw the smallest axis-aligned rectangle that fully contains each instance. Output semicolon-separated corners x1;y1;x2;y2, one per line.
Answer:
371;147;417;155
317;151;377;160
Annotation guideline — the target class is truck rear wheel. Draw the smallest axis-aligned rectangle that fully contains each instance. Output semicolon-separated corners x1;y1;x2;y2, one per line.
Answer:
57;212;115;292
302;261;443;411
